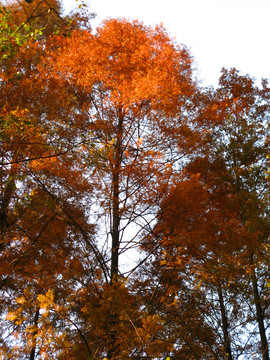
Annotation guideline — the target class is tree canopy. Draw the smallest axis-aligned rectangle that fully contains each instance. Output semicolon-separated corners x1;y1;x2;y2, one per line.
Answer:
0;1;269;359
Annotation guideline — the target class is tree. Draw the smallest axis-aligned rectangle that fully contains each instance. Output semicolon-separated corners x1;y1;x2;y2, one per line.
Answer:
4;1;269;358
147;68;270;359
0;2;100;359
204;68;270;360
47;18;196;358
0;6;198;358
214;69;270;359
141;169;250;359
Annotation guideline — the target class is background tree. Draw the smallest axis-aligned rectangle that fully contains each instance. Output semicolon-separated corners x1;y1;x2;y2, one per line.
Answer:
0;2;101;359
143;68;270;359
210;69;270;360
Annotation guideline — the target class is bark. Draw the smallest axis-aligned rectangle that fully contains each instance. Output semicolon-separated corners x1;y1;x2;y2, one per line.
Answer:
107;111;124;359
0;162;18;250
29;308;40;360
251;268;269;360
110;111;123;283
217;285;233;360
110;162;120;282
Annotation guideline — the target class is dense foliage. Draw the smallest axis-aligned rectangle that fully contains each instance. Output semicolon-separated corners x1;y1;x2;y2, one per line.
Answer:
0;1;269;359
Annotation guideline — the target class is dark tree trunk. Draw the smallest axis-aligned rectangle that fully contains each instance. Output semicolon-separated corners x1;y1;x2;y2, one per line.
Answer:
251;268;269;360
29;308;40;360
107;111;124;359
0;163;18;249
217;285;233;360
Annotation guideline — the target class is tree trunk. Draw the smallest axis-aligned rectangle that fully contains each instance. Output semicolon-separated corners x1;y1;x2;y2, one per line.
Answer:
110;161;120;283
0;161;18;250
110;110;124;283
251;268;269;360
107;111;124;359
217;285;233;360
29;308;40;360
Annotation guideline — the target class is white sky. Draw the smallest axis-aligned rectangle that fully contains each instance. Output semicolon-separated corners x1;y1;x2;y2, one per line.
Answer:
63;0;270;87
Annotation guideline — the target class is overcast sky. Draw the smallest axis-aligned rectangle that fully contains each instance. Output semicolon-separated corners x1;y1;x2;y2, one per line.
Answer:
63;0;270;87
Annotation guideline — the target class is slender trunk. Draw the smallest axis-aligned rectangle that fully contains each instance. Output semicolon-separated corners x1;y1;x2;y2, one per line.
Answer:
107;111;123;359
0;160;19;289
251;267;269;360
110;163;120;283
0;161;18;250
29;308;40;360
110;111;123;283
217;285;233;360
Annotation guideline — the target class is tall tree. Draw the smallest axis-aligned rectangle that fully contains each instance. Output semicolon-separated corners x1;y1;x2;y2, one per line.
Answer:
208;69;270;359
206;68;270;360
1;6;198;358
0;2;101;359
142;68;270;359
49;18;196;358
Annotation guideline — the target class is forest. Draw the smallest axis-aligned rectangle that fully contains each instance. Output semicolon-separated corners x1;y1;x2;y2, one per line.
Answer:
0;0;269;359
